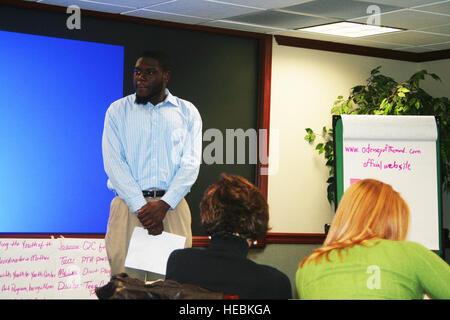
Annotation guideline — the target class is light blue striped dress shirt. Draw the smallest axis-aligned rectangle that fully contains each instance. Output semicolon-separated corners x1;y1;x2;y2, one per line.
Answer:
102;89;202;213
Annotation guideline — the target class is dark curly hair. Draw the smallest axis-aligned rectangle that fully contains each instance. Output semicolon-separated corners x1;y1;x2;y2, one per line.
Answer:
200;173;269;240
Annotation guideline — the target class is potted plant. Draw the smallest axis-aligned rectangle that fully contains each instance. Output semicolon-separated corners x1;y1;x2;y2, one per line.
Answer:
305;66;449;206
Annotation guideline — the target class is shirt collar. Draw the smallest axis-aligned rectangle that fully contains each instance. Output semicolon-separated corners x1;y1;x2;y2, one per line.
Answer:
162;89;179;108
133;88;179;108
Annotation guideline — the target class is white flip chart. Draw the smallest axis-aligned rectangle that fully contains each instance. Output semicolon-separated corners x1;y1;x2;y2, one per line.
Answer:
339;115;440;250
0;237;111;299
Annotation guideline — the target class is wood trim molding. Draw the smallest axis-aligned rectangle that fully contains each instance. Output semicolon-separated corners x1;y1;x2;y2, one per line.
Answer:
275;35;450;63
192;233;326;247
192;236;211;247
416;49;450;62
255;35;273;199
0;233;105;239
265;232;326;244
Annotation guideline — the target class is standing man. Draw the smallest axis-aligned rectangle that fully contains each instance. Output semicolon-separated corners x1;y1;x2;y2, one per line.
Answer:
102;51;202;281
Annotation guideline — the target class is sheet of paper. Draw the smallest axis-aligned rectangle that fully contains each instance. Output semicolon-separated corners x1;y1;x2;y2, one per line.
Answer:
124;227;186;275
341;115;437;141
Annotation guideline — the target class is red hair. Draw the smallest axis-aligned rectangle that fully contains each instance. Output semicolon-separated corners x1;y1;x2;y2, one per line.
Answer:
200;173;269;240
300;179;409;267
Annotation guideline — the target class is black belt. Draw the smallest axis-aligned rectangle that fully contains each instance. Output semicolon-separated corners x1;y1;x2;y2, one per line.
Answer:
142;190;166;198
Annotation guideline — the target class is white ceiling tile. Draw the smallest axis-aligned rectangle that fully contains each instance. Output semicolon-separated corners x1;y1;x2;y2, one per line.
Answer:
274;30;417;50
419;41;450;49
227;10;339;29
145;0;262;19
419;23;450;34
204;0;314;10
201;20;285;33
38;0;134;12
280;0;403;20
356;0;444;8
82;0;172;9
360;30;450;46
351;8;450;30
274;29;396;44
410;1;450;15
122;8;210;24
338;38;415;49
274;29;354;41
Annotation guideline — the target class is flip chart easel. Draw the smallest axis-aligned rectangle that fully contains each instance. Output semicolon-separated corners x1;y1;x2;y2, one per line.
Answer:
333;115;443;256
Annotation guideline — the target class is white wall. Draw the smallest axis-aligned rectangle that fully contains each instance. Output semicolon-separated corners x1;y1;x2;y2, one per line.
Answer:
418;59;450;231
418;59;450;99
267;37;449;233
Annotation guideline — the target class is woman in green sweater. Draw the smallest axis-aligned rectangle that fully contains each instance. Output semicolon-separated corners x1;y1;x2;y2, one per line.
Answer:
296;179;450;299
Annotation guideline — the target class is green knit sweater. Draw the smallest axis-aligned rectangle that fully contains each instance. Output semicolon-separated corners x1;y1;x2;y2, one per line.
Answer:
296;239;450;299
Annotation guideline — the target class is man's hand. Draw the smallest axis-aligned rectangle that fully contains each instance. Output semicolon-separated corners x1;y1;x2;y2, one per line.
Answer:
137;200;170;235
147;222;164;235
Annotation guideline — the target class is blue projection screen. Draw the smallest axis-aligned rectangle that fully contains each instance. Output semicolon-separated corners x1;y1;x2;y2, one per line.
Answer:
0;30;124;233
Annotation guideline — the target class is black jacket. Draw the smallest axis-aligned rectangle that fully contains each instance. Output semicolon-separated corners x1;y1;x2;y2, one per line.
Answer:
165;235;292;299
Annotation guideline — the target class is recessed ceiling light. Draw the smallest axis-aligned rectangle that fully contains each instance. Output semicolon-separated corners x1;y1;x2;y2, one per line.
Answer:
297;21;402;38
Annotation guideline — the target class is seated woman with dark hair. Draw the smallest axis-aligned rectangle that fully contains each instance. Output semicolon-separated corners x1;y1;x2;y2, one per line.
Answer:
165;173;292;299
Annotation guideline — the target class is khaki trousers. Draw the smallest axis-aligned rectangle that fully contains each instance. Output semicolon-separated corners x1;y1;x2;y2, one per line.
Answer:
105;196;192;282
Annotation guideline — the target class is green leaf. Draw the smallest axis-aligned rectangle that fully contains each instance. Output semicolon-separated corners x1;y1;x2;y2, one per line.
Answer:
304;134;315;143
380;99;389;109
304;128;316;142
331;106;342;115
415;101;422;110
315;143;324;154
342;102;349;114
430;73;441;81
370;66;381;75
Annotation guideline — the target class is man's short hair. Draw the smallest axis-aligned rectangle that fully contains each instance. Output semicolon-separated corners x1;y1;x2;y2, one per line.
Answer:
200;173;269;241
139;50;171;72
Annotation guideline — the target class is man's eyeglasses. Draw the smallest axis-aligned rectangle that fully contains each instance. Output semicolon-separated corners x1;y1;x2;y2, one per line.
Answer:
134;69;157;77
